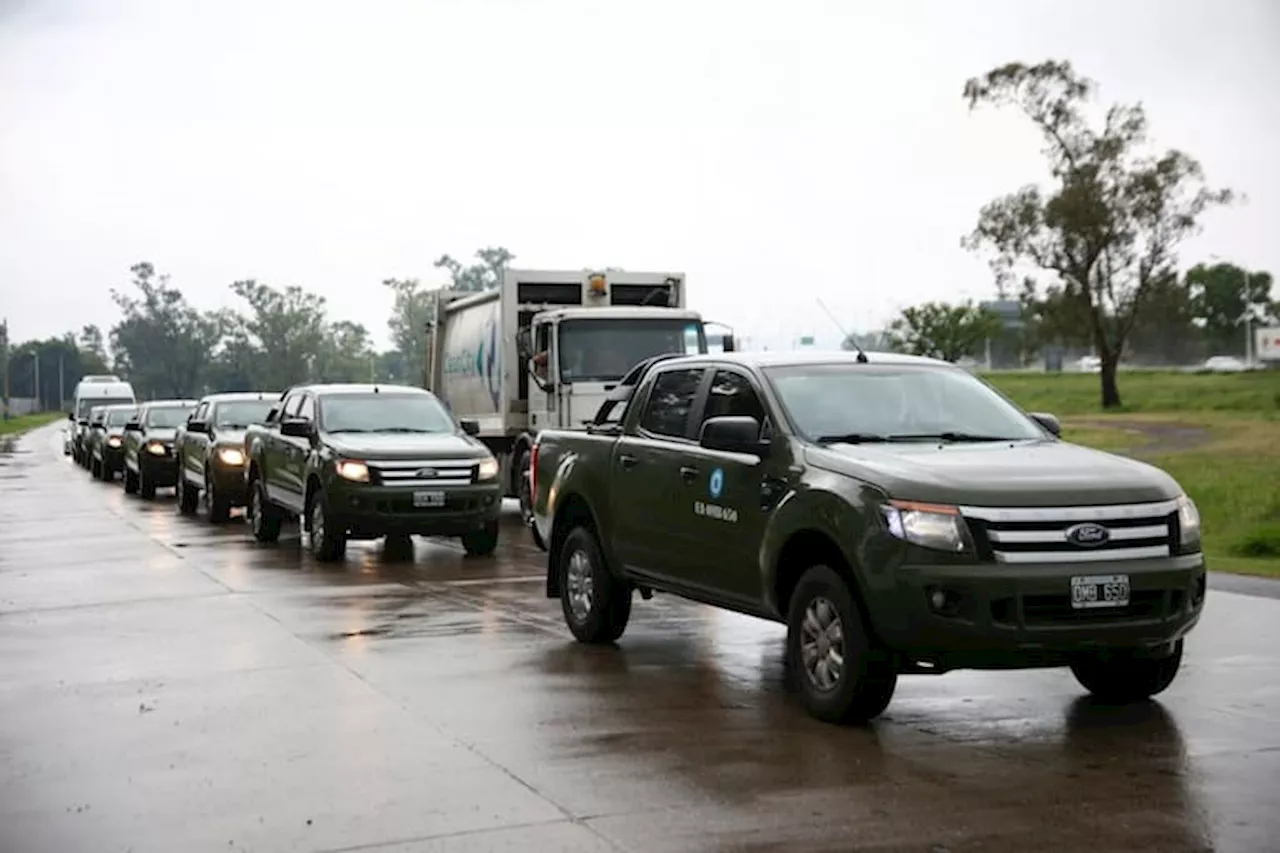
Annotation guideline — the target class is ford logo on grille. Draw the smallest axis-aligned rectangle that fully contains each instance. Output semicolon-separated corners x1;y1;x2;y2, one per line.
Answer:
1065;522;1110;547
416;468;438;478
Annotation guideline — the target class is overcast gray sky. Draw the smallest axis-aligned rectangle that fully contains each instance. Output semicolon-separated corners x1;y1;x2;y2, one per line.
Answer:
2;0;1277;351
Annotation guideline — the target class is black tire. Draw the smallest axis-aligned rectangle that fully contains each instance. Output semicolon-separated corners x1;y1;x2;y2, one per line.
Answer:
306;488;346;562
517;449;533;521
123;466;139;494
558;526;631;644
205;470;231;523
91;457;102;480
461;520;500;557
139;467;156;500
248;476;282;543
785;564;897;725
1070;640;1183;703
177;475;199;514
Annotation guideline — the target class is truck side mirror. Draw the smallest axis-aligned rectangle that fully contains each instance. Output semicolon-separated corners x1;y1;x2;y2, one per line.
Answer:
459;419;480;436
699;416;770;457
721;333;736;352
279;418;312;438
125;420;141;431
186;420;208;434
1029;412;1061;437
527;357;554;393
67;411;75;420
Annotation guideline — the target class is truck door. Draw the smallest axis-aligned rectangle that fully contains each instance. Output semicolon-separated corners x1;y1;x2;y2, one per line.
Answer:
279;393;315;512
610;366;707;581
674;369;771;604
181;401;210;486
265;393;302;506
527;321;554;432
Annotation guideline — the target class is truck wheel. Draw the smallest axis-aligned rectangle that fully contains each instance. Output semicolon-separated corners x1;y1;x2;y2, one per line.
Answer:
1070;640;1183;703
462;520;499;557
248;477;282;543
786;565;897;725
205;470;231;523
139;468;156;500
177;476;199;514
307;489;346;562
559;526;631;644
124;467;139;494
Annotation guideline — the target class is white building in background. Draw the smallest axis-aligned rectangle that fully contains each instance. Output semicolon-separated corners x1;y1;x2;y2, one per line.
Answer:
1255;327;1280;364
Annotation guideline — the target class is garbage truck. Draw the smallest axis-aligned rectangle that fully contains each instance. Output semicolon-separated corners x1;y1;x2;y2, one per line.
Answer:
424;268;731;521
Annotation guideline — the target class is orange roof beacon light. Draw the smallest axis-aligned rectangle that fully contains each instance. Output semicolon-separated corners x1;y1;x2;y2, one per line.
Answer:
587;273;607;296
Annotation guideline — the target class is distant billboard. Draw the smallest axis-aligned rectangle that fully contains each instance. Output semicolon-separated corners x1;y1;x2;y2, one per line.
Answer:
1256;326;1280;362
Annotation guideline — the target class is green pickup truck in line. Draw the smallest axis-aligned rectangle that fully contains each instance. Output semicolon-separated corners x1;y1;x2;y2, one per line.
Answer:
121;399;199;498
175;391;279;522
243;383;504;562
530;351;1206;725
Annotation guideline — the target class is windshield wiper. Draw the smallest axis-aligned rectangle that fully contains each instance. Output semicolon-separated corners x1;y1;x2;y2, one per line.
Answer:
888;432;1022;443
815;433;893;444
375;427;434;433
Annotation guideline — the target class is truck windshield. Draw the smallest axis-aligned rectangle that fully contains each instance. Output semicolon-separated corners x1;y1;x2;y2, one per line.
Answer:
558;318;704;383
319;394;455;434
146;406;192;428
77;397;127;418
105;409;134;426
215;400;275;428
763;364;1046;443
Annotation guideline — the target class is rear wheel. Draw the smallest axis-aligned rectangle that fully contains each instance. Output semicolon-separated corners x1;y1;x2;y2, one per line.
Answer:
558;526;631;644
786;564;897;725
177;475;199;514
462;520;499;557
1070;640;1183;703
248;476;282;543
307;489;346;562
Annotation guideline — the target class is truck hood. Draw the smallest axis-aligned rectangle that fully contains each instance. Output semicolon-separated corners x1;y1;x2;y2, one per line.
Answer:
145;428;178;442
322;432;488;461
805;438;1182;507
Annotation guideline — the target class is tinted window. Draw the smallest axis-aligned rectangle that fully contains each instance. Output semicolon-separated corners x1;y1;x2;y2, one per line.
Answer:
319;394;455;434
145;406;193;428
764;364;1045;442
214;400;275;428
558;319;704;383
639;368;704;438
78;397;126;417
700;370;766;428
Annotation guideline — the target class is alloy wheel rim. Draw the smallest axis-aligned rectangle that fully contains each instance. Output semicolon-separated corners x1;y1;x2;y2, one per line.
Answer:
251;487;262;534
800;596;845;693
311;501;325;549
565;549;595;622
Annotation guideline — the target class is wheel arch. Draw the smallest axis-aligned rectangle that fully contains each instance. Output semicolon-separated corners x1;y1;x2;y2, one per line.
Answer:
545;491;604;599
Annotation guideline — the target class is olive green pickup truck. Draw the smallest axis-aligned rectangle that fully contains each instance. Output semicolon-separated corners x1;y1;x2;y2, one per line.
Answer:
175;391;278;522
530;351;1207;725
243;384;504;562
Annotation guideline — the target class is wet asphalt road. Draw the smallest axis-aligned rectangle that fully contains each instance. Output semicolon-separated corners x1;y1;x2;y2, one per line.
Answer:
2;426;1279;853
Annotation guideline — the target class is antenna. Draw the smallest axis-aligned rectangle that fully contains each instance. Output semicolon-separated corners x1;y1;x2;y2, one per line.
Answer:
815;298;867;363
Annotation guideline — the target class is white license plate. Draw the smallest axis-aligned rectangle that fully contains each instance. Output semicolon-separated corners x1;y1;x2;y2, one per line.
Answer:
412;490;446;508
1070;574;1131;609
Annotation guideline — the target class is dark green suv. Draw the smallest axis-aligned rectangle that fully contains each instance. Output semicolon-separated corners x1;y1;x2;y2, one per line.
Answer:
175;392;278;522
243;384;504;562
122;399;198;498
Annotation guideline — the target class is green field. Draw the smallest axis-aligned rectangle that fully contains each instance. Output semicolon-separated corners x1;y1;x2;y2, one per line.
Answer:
985;370;1280;579
0;411;64;437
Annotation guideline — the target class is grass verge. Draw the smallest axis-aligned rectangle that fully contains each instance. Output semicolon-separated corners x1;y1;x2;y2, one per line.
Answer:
0;411;64;436
985;369;1280;416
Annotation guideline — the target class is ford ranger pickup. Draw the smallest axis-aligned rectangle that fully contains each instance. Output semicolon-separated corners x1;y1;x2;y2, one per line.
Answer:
176;391;278;522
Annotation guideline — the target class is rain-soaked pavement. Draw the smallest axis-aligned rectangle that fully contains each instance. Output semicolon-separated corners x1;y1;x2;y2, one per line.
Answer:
2;425;1279;853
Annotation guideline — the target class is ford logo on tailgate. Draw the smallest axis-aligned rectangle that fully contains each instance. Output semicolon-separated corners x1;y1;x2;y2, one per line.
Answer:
1065;522;1110;547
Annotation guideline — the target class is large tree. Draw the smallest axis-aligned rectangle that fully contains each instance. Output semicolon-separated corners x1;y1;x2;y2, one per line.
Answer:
383;277;436;385
888;300;1004;363
1186;261;1275;358
229;279;329;391
961;60;1233;407
433;247;514;293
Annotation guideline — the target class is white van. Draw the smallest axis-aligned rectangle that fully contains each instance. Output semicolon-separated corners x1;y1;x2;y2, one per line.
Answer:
69;376;136;462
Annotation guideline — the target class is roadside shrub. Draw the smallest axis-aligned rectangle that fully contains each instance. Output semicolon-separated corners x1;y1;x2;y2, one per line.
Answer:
1228;524;1280;559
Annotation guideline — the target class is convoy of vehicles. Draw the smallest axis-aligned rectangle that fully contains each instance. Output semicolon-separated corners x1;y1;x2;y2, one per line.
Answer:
86;403;136;481
121;399;198;498
176;391;279;522
529;350;1206;724
243;384;503;562
423;268;733;524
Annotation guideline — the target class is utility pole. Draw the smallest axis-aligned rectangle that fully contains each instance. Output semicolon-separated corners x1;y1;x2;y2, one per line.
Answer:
33;353;41;412
0;318;8;420
1242;270;1254;366
59;354;65;410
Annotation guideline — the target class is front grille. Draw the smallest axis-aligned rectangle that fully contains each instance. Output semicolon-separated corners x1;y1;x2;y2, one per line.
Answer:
961;499;1179;564
991;589;1172;627
368;458;476;488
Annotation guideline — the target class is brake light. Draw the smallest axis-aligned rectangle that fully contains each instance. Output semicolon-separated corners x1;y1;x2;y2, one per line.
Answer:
529;442;539;498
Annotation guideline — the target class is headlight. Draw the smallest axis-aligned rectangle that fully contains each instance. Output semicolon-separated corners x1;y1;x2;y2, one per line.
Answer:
881;500;973;553
335;459;370;483
107;436;122;448
216;447;246;466
1177;494;1201;549
146;441;166;456
476;456;500;481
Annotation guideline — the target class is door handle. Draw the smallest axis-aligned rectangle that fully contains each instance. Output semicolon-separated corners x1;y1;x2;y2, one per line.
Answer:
618;454;638;469
679;465;699;482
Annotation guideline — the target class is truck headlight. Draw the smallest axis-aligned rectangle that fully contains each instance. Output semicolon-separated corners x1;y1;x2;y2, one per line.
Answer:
107;436;122;448
335;459;370;483
476;456;500;481
146;440;166;456
881;500;973;553
1177;494;1201;549
217;447;245;466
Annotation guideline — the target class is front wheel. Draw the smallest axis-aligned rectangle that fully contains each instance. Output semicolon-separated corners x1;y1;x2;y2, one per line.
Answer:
248;477;282;543
462;520;499;557
123;466;139;494
786;564;897;725
1070;640;1183;703
558;526;631;644
205;470;231;523
307;489;346;562
177;475;199;514
139;467;156;500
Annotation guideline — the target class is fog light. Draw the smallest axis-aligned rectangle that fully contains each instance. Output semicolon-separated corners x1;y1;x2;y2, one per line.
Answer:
929;589;948;611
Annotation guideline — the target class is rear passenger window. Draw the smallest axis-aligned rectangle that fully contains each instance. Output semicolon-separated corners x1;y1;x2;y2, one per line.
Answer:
639;369;704;438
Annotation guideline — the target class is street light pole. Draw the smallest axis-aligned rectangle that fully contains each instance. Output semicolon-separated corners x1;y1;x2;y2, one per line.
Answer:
1242;270;1253;366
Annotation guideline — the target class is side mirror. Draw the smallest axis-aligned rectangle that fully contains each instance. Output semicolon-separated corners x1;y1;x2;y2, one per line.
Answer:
77;418;89;426
459;419;480;437
699;415;770;457
527;357;554;393
279;418;312;438
1029;412;1061;437
67;411;75;420
721;333;736;353
124;420;141;431
186;420;208;434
